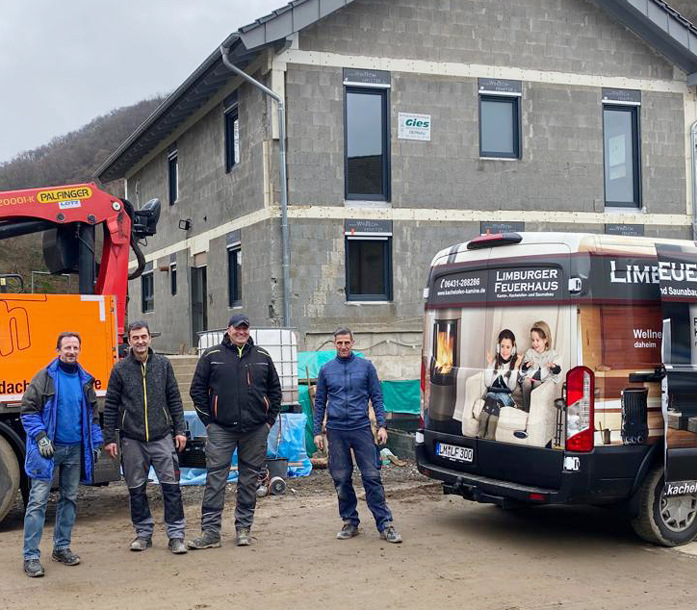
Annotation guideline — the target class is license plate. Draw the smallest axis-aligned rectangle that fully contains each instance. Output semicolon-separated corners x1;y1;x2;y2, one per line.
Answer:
436;442;473;463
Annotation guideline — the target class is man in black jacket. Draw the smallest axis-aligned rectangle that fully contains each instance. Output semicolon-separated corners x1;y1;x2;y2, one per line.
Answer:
103;321;188;554
188;313;282;549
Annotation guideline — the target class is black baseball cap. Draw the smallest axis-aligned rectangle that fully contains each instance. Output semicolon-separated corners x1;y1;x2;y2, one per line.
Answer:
228;313;250;328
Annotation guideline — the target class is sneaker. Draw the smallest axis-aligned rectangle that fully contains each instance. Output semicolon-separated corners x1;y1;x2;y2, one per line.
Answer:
52;548;80;566
129;537;152;552
336;522;359;540
187;531;221;550
379;524;403;544
23;559;45;578
168;538;188;555
236;528;252;546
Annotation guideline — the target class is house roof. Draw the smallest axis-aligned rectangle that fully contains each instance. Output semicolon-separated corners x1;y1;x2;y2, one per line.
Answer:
96;0;697;183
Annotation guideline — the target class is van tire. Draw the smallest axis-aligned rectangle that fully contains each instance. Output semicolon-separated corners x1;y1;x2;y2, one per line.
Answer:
0;434;21;524
631;465;697;547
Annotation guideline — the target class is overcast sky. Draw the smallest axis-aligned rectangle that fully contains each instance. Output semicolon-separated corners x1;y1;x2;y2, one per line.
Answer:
0;0;288;164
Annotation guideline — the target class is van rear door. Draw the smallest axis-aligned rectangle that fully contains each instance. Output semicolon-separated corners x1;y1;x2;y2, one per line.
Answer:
655;242;697;495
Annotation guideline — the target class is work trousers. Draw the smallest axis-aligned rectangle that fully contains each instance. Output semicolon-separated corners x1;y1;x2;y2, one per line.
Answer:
327;426;393;532
200;422;268;534
121;435;185;541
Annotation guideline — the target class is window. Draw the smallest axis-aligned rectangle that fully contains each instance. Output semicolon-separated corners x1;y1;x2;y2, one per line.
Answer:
141;268;154;313
225;104;240;172
227;246;242;307
168;147;178;205
603;105;640;207
345;88;390;200
479;96;520;158
345;237;392;301
170;262;177;296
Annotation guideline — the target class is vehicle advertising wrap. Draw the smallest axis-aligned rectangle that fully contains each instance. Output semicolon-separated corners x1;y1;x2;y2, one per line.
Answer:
655;243;697;494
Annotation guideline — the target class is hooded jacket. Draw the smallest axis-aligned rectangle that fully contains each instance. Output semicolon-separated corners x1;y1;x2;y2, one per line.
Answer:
313;353;386;434
190;334;282;431
20;358;103;483
103;349;185;444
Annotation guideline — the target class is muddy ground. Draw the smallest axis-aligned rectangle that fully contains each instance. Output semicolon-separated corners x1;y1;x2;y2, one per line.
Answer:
1;462;696;610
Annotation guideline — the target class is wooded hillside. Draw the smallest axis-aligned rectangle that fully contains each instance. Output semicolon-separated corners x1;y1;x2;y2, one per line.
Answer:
0;96;165;292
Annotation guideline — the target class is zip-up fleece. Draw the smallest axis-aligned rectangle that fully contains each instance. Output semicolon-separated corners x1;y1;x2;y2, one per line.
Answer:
103;349;185;444
190;335;282;431
313;353;386;434
20;358;103;483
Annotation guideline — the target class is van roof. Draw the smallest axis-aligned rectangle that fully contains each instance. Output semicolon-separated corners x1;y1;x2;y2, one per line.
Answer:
430;231;690;268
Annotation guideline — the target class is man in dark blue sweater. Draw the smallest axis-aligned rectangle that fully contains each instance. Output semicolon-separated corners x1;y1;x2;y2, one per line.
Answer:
313;327;402;543
21;332;103;577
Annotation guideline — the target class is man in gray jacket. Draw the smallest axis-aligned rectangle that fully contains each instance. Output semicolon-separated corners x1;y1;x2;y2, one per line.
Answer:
103;321;188;554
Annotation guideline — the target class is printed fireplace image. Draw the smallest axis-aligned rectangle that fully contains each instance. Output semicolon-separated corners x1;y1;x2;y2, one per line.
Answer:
428;317;460;421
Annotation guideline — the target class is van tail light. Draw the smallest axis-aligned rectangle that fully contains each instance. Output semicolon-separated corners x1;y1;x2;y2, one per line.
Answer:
565;366;594;453
420;356;430;428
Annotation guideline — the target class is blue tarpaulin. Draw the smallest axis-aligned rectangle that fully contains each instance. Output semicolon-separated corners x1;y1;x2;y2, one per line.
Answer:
180;412;312;485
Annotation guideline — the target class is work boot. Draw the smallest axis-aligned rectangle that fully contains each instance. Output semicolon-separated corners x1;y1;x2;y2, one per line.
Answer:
168;538;188;555
336;522;359;540
187;530;221;550
23;559;45;578
52;548;80;566
379;524;403;544
236;528;252;546
129;537;152;552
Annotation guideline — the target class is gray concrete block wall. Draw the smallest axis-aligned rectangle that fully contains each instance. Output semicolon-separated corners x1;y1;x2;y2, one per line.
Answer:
128;75;270;254
299;0;675;80
286;65;345;206
287;65;685;215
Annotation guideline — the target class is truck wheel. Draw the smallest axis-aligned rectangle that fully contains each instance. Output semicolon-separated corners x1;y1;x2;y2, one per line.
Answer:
631;465;697;546
0;434;21;524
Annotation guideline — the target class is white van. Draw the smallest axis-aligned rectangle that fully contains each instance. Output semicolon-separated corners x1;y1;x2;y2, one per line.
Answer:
415;232;697;546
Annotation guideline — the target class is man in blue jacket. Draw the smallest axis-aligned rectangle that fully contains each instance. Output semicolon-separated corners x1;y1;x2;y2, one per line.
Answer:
20;331;103;577
313;327;402;543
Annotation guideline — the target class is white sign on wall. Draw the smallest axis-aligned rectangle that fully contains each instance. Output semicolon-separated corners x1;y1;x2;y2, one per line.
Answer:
398;112;431;141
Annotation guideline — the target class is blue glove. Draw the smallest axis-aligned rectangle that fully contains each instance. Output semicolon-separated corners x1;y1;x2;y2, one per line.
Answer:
36;433;54;458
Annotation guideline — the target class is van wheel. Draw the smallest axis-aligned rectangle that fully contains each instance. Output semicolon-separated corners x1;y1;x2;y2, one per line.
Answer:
631;465;697;547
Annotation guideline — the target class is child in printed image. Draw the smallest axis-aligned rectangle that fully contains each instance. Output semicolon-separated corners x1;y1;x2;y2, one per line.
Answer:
478;329;524;440
520;321;562;412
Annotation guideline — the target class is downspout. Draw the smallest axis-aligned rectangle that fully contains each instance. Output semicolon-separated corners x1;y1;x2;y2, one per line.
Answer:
220;45;291;327
692;119;697;241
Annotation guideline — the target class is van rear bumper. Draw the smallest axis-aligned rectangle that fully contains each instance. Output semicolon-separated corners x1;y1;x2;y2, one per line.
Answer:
415;431;654;506
416;445;566;506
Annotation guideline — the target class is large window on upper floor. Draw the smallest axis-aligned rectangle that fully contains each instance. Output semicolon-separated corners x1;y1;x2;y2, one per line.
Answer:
224;92;240;173
344;68;391;201
478;79;522;159
602;89;641;208
168;144;178;205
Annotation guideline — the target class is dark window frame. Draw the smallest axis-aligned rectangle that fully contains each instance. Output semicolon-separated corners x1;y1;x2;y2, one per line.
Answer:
227;246;242;307
602;104;641;209
170;263;177;296
345;236;393;302
344;86;391;201
168;149;178;205
479;94;521;159
141;272;154;313
224;104;240;173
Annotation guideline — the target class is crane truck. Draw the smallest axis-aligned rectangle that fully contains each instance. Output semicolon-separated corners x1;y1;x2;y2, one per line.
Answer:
0;182;160;524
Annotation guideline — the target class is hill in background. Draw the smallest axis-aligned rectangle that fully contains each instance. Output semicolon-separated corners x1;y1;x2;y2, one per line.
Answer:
0;95;166;292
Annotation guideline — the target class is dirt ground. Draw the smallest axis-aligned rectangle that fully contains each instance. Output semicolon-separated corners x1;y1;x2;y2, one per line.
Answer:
1;461;696;610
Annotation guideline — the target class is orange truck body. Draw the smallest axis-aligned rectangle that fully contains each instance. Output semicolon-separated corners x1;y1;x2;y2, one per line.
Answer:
0;294;118;405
